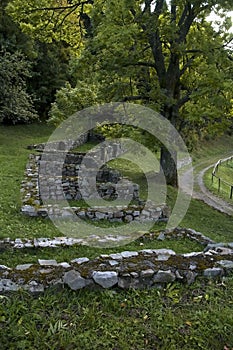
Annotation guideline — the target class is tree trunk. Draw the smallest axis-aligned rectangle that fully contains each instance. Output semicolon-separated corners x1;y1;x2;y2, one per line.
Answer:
160;146;178;187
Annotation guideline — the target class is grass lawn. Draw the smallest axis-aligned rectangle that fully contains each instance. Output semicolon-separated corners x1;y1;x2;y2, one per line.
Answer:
204;158;233;203
1;124;233;349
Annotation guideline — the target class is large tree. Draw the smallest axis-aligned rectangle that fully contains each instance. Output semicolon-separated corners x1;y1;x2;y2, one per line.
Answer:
8;0;233;185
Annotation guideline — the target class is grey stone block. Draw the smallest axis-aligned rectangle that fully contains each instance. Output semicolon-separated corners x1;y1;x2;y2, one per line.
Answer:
63;270;87;290
153;270;176;283
38;259;58;266
203;268;223;278
71;257;89;264
217;260;233;269
16;264;33;270
121;251;138;258
92;271;118;288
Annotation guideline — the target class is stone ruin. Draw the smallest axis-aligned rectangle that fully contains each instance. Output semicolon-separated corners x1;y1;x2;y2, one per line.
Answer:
20;135;168;222
1;135;232;293
1;228;233;293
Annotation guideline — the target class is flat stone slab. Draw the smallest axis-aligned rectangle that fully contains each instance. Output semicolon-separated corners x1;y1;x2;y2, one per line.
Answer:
38;259;58;266
121;251;138;258
71;257;89;264
16;264;33;270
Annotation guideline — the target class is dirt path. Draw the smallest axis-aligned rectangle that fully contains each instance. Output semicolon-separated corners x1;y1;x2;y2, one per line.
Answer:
180;159;233;216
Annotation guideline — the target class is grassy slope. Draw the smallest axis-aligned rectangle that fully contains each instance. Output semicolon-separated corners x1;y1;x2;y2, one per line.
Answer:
204;159;233;203
0;124;233;350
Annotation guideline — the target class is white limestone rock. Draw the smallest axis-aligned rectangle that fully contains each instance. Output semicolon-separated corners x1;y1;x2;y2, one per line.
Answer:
92;271;118;288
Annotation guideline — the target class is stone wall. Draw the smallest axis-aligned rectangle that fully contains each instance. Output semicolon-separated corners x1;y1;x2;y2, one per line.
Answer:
21;145;167;221
1;228;233;293
27;133;89;151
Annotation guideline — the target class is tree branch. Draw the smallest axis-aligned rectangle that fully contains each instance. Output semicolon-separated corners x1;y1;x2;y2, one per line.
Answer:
177;93;191;108
123;61;156;68
171;0;176;23
122;95;150;102
180;56;195;76
28;1;93;13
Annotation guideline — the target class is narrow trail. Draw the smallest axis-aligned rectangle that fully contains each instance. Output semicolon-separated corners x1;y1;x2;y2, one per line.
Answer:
180;158;233;216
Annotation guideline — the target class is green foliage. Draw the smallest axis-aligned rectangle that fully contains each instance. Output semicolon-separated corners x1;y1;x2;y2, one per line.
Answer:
6;0;90;51
0;51;38;124
48;81;98;125
0;0;36;57
29;41;71;119
0;0;71;120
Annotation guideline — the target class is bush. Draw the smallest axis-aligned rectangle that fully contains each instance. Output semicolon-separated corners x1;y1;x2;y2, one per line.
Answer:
0;51;37;124
48;81;97;125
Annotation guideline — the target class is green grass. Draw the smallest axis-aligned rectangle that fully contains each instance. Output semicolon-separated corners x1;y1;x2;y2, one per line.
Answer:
191;134;233;165
0;123;61;239
0;236;203;267
1;124;233;350
1;280;233;350
204;160;233;203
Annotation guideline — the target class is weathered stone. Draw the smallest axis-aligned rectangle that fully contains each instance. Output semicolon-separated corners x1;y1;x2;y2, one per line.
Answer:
21;205;37;216
204;243;226;252
24;243;34;248
0;279;19;292
203;268;223;278
0;265;11;270
157;232;165;241
108;260;119;267
217;260;233;269
59;262;71;268
121;251;138;258
63;270;87;290
184;271;198;285
215;247;233;255
153;270;176;283
140;269;154;278
124;214;133;222
153;249;176;256
92;271;118;288
140;249;154;254
100;254;109;259
71;257;89;264
95;212;106;220
130;272;139;278
118;275;140;289
109;253;123;260
40;269;53;274
189;263;197;271
38;259;58;266
183;252;202;258
175;270;184;280
156;254;170;261
27;281;45;293
16;264;33;270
